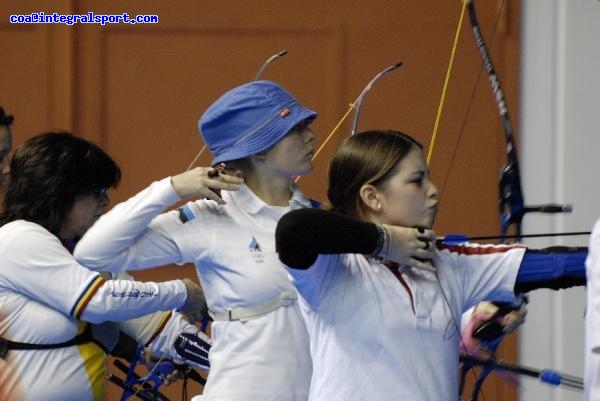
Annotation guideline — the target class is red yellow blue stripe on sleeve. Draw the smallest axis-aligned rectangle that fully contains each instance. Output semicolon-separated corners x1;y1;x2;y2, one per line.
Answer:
70;275;107;319
145;310;173;347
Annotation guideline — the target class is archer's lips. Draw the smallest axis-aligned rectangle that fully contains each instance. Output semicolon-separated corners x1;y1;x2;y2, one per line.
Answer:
427;204;439;217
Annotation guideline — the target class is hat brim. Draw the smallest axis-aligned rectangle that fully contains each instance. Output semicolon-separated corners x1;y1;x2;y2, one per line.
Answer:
211;103;317;166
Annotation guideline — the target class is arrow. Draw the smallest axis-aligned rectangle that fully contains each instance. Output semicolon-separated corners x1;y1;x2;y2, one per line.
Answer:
438;231;590;246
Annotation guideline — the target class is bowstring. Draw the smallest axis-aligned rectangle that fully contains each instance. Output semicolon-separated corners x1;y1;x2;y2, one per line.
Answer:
294;103;356;184
426;0;468;165
424;2;490;400
435;0;506;208
311;103;356;163
130;348;170;400
186;145;207;171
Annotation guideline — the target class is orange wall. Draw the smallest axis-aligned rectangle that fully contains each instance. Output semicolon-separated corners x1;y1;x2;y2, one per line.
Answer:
0;1;521;399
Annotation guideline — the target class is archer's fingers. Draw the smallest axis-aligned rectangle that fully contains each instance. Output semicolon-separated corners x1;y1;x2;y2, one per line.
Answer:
205;177;244;192
416;228;437;242
413;229;436;252
197;187;227;205
412;247;435;261
501;312;527;334
215;172;244;184
475;301;500;316
166;369;186;384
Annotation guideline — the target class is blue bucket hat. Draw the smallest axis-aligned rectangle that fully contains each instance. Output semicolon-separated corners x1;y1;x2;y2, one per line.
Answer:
198;80;317;166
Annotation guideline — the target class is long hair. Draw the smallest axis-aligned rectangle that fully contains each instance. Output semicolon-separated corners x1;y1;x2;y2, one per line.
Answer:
327;130;422;218
0;132;121;235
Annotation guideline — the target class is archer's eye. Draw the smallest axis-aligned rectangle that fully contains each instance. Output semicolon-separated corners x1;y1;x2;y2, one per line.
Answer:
410;177;424;187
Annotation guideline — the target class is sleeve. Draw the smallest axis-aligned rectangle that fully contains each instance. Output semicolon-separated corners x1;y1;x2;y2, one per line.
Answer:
587;220;600;353
77;277;186;324
276;208;379;269
0;224;187;324
74;178;185;272
100;271;195;359
287;253;351;309
117;308;212;370
514;246;587;293
440;244;525;311
115;308;197;359
106;271;211;369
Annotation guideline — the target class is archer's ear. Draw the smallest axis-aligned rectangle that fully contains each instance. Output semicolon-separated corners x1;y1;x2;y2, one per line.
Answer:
359;184;381;213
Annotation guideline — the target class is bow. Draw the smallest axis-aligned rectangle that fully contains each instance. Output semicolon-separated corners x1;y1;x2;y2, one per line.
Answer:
449;1;578;398
465;0;571;240
108;345;206;401
295;62;403;184
310;62;404;160
350;63;403;136
426;1;584;399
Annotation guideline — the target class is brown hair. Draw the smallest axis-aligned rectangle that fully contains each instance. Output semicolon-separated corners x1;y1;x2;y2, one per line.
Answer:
327;130;422;218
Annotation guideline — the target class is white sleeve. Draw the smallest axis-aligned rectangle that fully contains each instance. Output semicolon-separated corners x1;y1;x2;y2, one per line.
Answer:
587;220;600;353
112;272;209;363
0;224;187;324
78;277;187;324
74;178;184;272
114;295;197;359
287;254;347;309
442;244;525;311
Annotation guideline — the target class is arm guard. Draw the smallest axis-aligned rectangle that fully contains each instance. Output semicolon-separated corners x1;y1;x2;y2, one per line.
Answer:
174;332;211;371
276;208;379;269
514;246;587;293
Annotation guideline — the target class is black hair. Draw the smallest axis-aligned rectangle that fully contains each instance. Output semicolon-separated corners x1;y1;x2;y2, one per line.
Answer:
0;107;14;127
0;132;121;235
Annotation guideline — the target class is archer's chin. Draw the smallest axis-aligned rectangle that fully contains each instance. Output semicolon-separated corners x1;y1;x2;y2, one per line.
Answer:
423;214;437;229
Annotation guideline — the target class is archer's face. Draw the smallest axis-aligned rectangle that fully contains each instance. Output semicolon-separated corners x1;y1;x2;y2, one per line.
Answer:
60;190;109;241
0;125;12;185
375;147;439;228
261;124;316;179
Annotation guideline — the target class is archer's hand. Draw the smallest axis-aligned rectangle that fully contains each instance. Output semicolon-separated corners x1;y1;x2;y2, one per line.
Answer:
461;301;528;356
496;303;528;334
171;166;244;203
180;279;208;324
384;225;436;272
472;301;527;336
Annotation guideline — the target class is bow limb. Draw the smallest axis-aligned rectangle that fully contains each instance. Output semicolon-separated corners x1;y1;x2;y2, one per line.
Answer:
434;1;577;398
466;0;525;240
426;1;514;399
296;62;402;183
424;2;498;399
463;1;522;398
467;0;571;241
293;103;356;183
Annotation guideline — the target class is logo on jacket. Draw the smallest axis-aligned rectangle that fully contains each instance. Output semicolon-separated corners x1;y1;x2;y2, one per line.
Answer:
249;235;264;263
